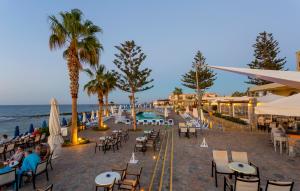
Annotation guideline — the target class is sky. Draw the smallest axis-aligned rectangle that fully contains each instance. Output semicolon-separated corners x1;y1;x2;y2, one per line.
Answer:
0;0;300;105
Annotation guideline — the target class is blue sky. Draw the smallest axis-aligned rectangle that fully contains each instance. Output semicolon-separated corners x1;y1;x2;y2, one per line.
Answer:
0;0;299;105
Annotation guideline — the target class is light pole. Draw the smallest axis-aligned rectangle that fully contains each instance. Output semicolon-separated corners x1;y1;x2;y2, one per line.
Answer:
195;61;202;122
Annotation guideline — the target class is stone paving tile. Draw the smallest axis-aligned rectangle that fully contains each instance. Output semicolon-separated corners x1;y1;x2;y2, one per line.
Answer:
172;112;300;191
18;114;300;191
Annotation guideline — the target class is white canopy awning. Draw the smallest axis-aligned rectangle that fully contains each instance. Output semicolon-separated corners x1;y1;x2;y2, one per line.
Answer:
210;66;300;89
257;93;284;103
255;93;300;116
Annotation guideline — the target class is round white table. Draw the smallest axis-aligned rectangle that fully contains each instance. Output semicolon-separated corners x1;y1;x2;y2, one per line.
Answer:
136;136;147;142
99;136;111;141
112;130;122;133
144;130;152;134
228;162;255;175
95;171;121;187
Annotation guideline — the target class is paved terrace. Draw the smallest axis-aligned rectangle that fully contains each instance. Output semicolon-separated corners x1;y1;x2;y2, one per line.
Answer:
20;113;300;191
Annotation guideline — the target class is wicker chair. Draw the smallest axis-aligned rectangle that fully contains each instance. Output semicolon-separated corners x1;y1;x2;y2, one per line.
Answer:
0;144;6;160
212;150;234;187
21;160;49;189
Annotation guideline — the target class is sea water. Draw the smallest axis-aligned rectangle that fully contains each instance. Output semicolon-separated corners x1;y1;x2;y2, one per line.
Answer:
0;105;99;136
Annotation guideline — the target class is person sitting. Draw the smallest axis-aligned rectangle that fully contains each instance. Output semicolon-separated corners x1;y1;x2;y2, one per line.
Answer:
3;146;24;165
32;129;41;137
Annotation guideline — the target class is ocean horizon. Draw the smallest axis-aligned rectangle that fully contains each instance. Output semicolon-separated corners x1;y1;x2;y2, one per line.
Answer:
0;104;120;136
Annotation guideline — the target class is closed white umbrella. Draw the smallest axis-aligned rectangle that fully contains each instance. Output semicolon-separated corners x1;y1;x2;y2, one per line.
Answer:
200;109;205;121
48;98;64;159
185;106;190;113
164;107;168;118
82;112;87;123
192;108;199;118
91;110;95;120
118;105;123;116
96;110;99;118
110;106;114;115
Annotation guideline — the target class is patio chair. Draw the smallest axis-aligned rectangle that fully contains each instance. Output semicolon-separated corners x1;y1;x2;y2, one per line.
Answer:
112;163;128;185
179;122;186;128
231;151;259;178
145;139;156;151
134;141;146;153
0;144;6;160
47;150;54;170
5;143;15;157
40;133;46;143
95;139;107;154
0;168;18;191
36;184;53;191
122;129;129;142
224;176;260;191
119;167;142;191
178;128;188;137
189;128;197;137
212;150;234;187
107;138;119;152
21;160;49;189
96;178;115;191
264;180;294;191
168;119;174;125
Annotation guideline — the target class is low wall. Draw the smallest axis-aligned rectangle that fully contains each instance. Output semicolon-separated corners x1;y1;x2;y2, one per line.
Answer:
208;115;252;132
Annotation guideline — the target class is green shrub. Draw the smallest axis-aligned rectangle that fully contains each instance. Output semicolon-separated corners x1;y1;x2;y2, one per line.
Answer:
213;112;248;125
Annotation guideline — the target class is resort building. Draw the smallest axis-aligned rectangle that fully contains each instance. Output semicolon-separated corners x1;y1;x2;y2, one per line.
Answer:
152;99;171;108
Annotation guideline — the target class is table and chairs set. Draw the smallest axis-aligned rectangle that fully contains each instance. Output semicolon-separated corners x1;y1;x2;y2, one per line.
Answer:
95;129;129;154
95;163;143;191
212;150;294;191
178;122;197;138
134;129;160;153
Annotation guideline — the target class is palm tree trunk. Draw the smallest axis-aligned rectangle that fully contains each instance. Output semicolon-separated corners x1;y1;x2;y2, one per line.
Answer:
68;44;79;145
105;92;109;117
71;97;78;144
98;96;104;129
131;91;137;131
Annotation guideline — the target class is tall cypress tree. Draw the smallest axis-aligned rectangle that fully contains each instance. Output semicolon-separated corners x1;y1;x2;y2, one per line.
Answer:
247;31;286;85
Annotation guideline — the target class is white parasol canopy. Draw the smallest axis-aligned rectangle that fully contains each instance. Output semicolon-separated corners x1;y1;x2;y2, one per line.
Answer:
210;66;300;89
200;109;205;121
48;98;64;159
118;105;123;116
82;112;87;123
164;107;168;118
255;93;300;116
192;108;199;118
257;93;284;104
91;110;95;120
185;106;190;113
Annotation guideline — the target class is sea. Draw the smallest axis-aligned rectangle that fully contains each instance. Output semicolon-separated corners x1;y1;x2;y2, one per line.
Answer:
0;105;101;136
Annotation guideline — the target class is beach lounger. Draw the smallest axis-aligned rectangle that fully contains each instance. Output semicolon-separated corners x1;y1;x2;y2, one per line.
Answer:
168;119;174;125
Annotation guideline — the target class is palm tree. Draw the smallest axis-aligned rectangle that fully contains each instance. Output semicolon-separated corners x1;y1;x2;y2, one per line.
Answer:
83;65;107;129
173;87;183;96
104;71;117;116
49;9;102;144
